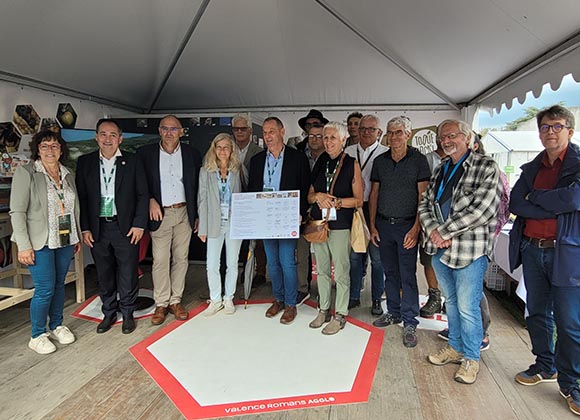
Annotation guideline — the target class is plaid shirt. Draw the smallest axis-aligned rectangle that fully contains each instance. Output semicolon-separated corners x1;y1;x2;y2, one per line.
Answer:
418;152;502;269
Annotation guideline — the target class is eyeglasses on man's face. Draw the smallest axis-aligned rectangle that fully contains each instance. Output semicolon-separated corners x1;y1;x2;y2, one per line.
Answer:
232;127;249;132
539;123;570;133
439;132;465;141
359;127;378;133
160;126;181;134
308;134;323;139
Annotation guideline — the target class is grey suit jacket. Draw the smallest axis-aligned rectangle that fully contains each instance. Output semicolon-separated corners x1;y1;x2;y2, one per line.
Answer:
243;141;263;171
10;162;81;251
197;167;245;238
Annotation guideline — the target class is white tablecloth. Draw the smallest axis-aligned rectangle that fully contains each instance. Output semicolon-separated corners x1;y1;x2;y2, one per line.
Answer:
494;226;527;302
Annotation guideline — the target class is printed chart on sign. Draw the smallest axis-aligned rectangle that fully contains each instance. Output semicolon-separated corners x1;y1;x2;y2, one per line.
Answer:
230;191;300;239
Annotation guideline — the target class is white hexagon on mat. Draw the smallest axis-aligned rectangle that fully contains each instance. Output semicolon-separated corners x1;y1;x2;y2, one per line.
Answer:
130;301;384;419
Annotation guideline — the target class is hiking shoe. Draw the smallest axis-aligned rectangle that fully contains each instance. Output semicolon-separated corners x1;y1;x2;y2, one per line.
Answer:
371;300;383;316
223;299;236;315
515;365;557;385
560;387;580;416
403;325;418;347
49;325;75;345
428;345;464;365
203;301;224;317
309;310;331;328
29;333;56;355
455;359;480;384
372;312;402;328
296;291;310;306
437;328;449;340
322;314;346;335
348;299;361;309
420;288;442;318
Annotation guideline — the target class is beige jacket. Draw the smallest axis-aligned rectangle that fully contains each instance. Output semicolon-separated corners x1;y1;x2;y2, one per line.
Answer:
10;162;81;251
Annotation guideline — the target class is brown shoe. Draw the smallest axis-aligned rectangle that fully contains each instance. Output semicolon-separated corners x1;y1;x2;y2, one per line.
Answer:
168;303;189;320
265;300;285;318
280;305;297;325
151;306;168;325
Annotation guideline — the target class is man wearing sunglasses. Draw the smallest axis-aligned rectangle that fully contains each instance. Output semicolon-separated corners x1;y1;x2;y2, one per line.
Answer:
509;105;580;415
138;115;202;325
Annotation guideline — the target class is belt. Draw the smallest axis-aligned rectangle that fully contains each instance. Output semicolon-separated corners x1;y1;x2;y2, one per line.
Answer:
523;235;556;249
377;215;415;224
100;216;118;223
164;202;187;209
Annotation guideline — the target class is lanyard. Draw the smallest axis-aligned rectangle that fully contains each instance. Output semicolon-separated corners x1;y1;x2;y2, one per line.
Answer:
356;143;378;171
266;153;281;186
325;158;340;193
100;157;116;195
217;171;229;202
435;152;469;201
47;169;66;216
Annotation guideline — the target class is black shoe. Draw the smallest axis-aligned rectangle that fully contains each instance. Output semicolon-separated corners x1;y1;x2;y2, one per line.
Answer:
420;288;442;318
371;300;383;316
97;314;116;334
348;299;361;309
372;312;402;328
296;291;310;306
122;316;136;334
252;274;267;288
403;325;418;348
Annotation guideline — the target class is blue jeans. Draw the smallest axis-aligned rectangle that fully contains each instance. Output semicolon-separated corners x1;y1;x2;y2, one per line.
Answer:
376;219;419;327
350;242;384;301
263;239;298;306
206;222;242;302
432;250;487;361
28;245;74;338
521;240;580;389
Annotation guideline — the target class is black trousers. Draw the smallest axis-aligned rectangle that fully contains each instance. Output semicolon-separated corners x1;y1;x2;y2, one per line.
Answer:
91;220;139;318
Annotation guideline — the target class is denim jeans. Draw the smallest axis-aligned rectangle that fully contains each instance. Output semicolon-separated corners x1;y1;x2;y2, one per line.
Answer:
520;240;556;375
521;240;580;389
263;238;298;306
206;222;242;302
28;245;74;338
432;250;487;361
350;242;384;301
376;219;419;327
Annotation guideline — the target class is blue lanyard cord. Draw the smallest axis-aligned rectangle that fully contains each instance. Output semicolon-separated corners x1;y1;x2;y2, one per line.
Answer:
217;171;230;202
435;152;469;202
266;154;281;186
100;158;116;194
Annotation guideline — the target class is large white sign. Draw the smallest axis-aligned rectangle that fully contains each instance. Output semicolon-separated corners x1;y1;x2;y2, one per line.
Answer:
230;191;300;239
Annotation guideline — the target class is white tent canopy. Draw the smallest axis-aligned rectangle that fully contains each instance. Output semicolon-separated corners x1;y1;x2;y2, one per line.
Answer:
1;0;579;114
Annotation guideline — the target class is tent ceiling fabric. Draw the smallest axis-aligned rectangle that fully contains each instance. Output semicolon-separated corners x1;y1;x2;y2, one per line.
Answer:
1;0;579;113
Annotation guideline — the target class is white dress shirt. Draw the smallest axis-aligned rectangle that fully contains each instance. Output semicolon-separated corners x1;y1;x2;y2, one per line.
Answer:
159;143;187;206
99;149;122;216
344;141;388;202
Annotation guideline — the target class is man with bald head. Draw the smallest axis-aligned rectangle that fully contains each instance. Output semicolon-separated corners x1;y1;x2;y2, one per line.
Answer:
138;115;202;325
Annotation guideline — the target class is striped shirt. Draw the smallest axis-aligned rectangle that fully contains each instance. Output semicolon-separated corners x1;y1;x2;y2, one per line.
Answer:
418;152;502;269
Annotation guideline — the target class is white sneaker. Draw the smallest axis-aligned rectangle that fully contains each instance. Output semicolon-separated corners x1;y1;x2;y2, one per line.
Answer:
203;301;224;317
29;333;56;354
223;299;236;315
49;325;76;344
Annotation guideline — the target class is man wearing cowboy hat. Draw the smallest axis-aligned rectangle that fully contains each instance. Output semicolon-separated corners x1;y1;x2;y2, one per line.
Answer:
287;109;329;150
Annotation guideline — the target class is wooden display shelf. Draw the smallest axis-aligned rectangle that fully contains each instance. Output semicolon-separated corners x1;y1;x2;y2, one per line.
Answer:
0;213;85;311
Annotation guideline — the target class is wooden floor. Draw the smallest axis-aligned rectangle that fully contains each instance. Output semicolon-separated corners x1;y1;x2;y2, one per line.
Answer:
0;262;572;420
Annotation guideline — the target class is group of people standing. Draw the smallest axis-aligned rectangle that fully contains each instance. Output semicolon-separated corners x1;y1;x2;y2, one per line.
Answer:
9;105;579;415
